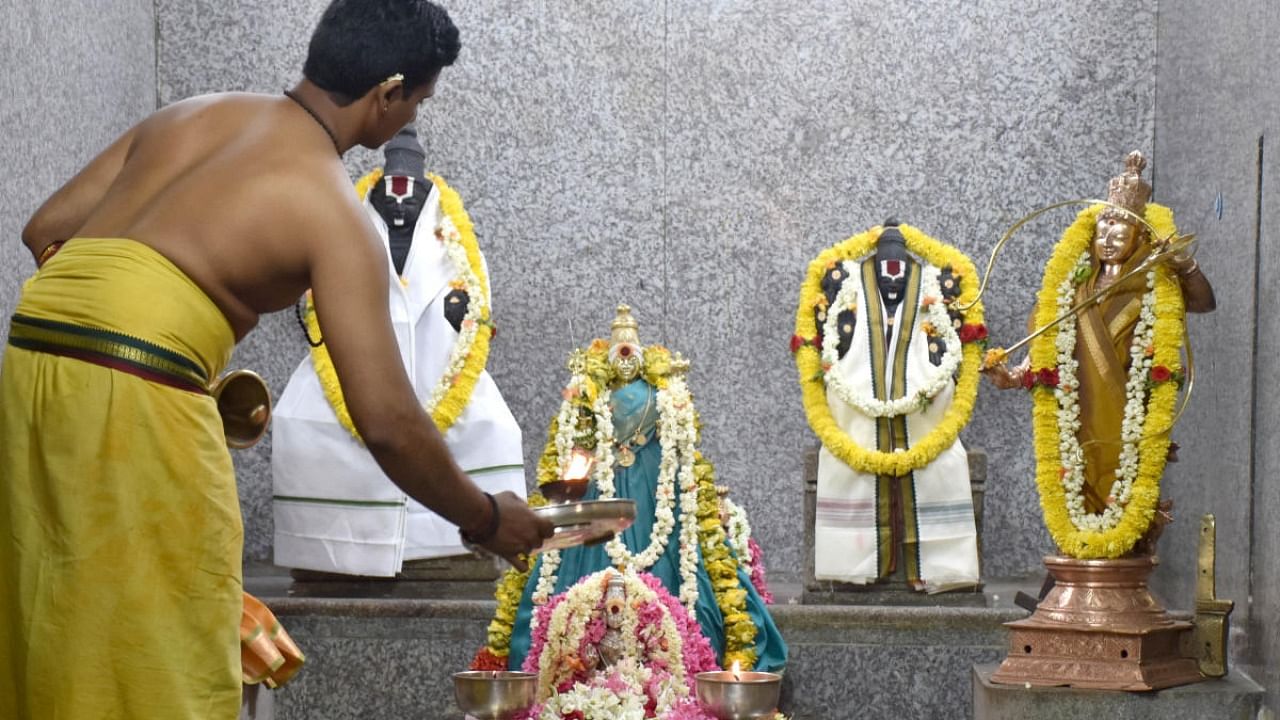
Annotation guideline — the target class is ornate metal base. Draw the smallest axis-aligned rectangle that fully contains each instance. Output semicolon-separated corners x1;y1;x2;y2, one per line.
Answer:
990;555;1203;691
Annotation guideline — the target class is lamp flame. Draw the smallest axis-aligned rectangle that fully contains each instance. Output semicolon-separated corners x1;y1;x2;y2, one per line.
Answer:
730;660;742;682
562;447;595;483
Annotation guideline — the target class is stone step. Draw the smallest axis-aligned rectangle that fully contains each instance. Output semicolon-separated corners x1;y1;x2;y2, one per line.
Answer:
258;588;1026;720
973;663;1264;720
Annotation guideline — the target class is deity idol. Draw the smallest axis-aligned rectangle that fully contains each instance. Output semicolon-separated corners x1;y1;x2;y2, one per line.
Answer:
985;151;1215;559
514;568;726;719
793;220;987;592
271;125;525;576
473;306;786;674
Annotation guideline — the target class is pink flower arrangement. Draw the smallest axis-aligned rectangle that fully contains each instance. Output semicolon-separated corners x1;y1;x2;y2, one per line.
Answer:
522;593;568;674
519;571;724;719
746;538;774;605
637;574;719;682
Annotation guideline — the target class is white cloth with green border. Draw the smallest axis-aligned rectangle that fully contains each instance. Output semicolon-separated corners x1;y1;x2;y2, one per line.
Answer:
271;186;525;576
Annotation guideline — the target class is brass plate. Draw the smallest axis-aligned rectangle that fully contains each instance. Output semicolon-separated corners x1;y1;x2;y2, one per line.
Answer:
533;499;636;552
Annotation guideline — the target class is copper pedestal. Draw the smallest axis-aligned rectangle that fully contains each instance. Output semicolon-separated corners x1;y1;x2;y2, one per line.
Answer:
990;555;1202;691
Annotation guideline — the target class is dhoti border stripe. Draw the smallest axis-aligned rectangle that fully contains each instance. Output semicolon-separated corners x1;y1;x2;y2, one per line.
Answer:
863;262;891;578
8;313;209;394
892;267;923;584
863;260;927;582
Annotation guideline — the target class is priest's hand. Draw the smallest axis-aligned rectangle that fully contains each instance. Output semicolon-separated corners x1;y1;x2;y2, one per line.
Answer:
476;492;554;572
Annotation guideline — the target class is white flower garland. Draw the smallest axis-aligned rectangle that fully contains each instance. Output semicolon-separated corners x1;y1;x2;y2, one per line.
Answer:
1053;255;1158;532
822;259;962;417
423;216;488;415
723;498;753;565
535;376;702;617
538;678;647;720
647;376;702;615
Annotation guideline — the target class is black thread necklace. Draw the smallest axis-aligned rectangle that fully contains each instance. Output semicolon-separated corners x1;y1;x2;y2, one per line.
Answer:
283;89;342;156
294;299;324;348
285;89;336;347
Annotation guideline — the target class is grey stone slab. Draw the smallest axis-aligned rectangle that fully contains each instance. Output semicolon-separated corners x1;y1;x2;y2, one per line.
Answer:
0;1;156;341
274;602;494;636
783;644;1005;720
973;664;1264;720
1247;61;1280;715
272;634;481;720
269;608;491;719
264;595;1019;720
155;0;326;104
662;0;1156;582
1154;0;1279;633
775;604;1022;648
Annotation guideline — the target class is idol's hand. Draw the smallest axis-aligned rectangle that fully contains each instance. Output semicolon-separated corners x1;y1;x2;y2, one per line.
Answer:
481;492;555;572
1167;250;1198;276
982;356;1028;390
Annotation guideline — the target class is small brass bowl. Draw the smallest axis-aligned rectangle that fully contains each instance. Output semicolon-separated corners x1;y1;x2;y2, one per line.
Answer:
452;671;537;719
695;670;782;720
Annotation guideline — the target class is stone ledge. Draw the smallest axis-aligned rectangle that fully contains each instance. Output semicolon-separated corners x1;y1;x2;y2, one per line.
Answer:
972;663;1264;720
265;593;1026;645
259;591;1029;720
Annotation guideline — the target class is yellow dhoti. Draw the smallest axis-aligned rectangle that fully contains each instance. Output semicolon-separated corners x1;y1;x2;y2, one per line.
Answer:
0;239;243;719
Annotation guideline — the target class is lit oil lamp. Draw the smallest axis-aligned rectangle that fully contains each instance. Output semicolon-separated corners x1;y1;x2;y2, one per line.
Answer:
532;446;636;552
695;660;782;720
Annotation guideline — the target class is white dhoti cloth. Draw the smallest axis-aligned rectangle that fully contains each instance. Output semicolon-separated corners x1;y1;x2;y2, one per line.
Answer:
814;257;979;591
271;182;525;577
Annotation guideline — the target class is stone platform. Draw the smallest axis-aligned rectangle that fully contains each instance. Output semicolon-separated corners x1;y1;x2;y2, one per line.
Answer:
973;663;1263;719
248;566;1027;720
248;567;1263;720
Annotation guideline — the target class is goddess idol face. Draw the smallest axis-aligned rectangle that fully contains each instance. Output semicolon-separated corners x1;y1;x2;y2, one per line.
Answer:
609;343;643;383
1094;215;1142;266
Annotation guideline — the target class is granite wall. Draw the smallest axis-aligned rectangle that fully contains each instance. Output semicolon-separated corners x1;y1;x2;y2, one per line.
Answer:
0;1;156;334
1156;0;1280;713
152;0;1158;582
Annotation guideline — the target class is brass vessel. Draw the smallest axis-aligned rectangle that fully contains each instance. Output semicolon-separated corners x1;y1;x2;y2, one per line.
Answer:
211;369;271;449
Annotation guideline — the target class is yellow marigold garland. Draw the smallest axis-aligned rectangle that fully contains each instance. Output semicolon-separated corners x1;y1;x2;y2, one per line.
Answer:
305;169;493;439
481;492;549;661
693;454;757;670
1030;204;1184;559
794;224;984;476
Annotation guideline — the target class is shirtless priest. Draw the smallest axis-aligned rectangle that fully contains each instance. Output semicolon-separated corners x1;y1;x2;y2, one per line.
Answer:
0;2;551;719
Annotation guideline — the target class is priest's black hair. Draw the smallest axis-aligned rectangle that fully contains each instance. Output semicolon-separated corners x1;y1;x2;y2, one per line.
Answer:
304;0;460;106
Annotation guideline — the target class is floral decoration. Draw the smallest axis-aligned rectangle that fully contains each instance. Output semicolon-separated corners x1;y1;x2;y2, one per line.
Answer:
1029;203;1186;558
793;224;984;477
483;341;764;669
819;261;965;418
517;570;717;719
